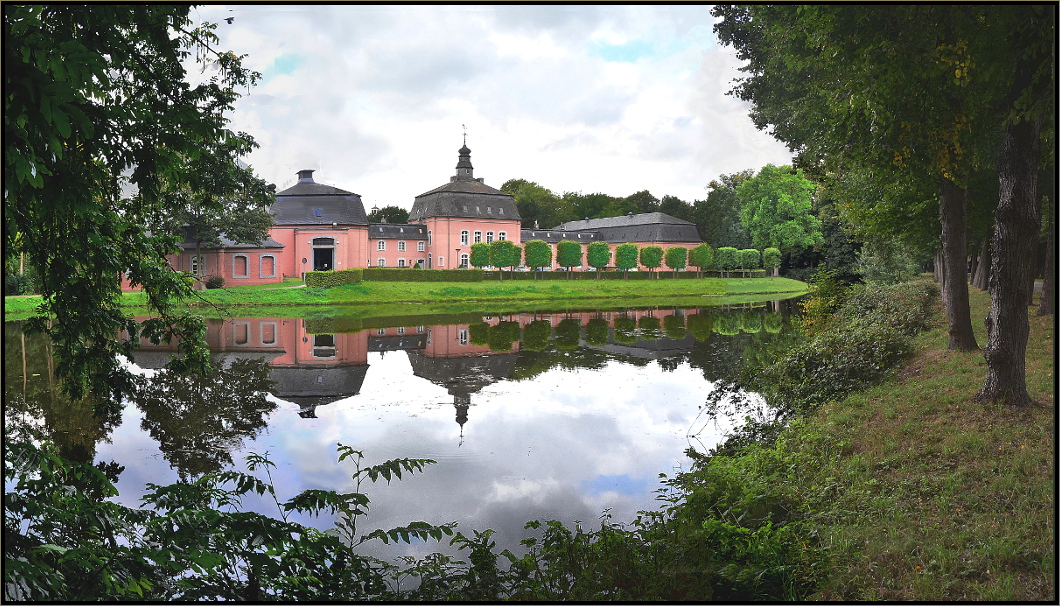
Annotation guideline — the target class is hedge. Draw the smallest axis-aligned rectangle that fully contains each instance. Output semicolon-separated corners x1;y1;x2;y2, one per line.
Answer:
481;269;738;281
305;268;363;288
363;268;484;282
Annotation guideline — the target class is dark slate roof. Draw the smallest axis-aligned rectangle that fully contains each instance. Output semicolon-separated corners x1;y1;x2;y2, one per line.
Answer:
555;212;701;243
271;171;368;226
177;235;285;250
519;229;600;244
269;364;369;407
408;181;520;222
406;351;518;396
368;223;428;240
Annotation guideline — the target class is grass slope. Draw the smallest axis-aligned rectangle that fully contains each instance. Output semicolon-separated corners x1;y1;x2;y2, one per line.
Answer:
795;287;1054;600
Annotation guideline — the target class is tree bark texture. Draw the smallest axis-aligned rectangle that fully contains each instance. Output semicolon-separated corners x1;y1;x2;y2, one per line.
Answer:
972;229;992;291
1037;200;1054;316
933;248;945;296
939;180;979;351
976;117;1042;405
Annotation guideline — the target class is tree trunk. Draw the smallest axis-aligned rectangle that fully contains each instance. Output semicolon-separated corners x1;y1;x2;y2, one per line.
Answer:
976;116;1041;405
938;180;978;351
1037;199;1054;316
933;248;945;296
972;230;992;291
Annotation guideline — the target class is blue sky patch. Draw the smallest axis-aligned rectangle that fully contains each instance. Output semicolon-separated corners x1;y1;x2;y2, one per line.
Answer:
266;53;302;78
590;39;655;63
584;473;652;496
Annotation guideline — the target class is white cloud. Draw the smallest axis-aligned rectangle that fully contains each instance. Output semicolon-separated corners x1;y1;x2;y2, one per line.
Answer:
190;5;790;207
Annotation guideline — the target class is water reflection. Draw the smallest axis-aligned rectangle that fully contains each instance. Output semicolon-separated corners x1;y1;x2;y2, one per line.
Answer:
4;298;801;559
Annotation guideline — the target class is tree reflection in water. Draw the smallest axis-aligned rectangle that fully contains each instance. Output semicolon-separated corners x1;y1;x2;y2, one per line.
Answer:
132;358;276;480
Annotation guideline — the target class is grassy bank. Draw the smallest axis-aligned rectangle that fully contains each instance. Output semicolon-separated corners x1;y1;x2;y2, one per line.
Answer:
706;283;1054;600
3;277;807;320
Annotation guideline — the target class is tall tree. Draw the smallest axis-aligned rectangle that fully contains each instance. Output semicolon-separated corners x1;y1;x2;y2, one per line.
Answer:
502;179;566;228
5;5;266;410
736;164;823;259
688;243;715;278
488;239;519;280
639;246;664;279
469;242;491;269
366;205;409;225
693;171;754;249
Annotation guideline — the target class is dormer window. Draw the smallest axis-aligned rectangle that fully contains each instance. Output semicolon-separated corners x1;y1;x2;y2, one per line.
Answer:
315;209;322;217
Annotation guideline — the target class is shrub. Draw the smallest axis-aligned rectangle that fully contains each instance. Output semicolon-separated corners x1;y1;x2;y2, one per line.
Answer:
362;268;481;282
663;314;686;339
613;317;638;344
585;318;610;346
305;268;364;288
797;268;849;334
716;247;738;277
762;247;781;276
521;320;552;351
204;275;225;289
687;313;713;341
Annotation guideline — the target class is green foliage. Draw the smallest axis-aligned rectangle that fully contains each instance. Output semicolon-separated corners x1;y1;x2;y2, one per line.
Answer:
637;315;663;339
764;312;783;333
487;321;521;352
585;318;610;346
613;317;638;344
713;312;741;336
305;268;364;288
503;179;569;229
762;247;781;274
687;313;714;341
639;246;664;277
797;268;850;334
736;165;822;256
204;275;225;289
470;242;491;269
663;314;686;339
468;322;490;346
614;242;639;277
489;240;520;273
688;243;715;275
5;5;270;408
522;240;552;272
366;205;409;225
664;246;688;277
555;240;582;271
857;237;923;285
695;171;755;250
362;267;481;282
716;247;738;277
554;318;582;349
586;241;611;278
521;320;552;351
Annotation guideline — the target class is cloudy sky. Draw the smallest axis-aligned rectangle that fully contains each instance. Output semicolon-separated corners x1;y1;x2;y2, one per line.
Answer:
190;4;791;209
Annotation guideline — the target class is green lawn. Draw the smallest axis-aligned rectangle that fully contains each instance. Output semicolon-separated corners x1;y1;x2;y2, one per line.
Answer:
4;277;807;320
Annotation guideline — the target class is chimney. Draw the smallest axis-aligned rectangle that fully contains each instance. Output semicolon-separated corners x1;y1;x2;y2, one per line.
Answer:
297;169;315;182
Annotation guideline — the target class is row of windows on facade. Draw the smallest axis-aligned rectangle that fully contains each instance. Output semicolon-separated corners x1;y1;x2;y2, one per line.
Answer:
189;254;275;278
374;254;470;267
374;230;508;251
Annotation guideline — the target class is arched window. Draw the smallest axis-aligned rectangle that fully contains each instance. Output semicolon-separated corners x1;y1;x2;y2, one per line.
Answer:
460;230;469;245
460;253;469;268
498;231;507;241
233;255;249;278
417;241;425;252
190;255;205;277
398;258;406;267
377;258;386;267
474;231;482;243
486;231;494;243
377;240;386;251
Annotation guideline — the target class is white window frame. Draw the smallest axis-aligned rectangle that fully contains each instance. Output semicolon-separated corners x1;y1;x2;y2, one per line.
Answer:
498;231;507;241
398;240;406;252
438;256;444;267
460;230;469;245
232;254;249;278
428;230;432;246
398;258;406;267
377;258;386;267
474;231;482;243
377;240;386;251
486;231;494;243
460;253;469;268
417;241;425;252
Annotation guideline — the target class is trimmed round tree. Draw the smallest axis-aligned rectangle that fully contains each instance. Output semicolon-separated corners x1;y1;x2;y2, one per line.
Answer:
639;245;664;279
470;242;491;269
716;247;738;278
763;247;782;277
688;242;715;278
664;246;688;278
586;241;611;280
740;248;761;277
523;239;552;277
488;240;519;280
614;242;639;279
556;240;582;278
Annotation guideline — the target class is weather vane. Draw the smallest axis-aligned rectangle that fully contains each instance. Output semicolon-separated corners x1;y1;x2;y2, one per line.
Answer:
462;124;467;146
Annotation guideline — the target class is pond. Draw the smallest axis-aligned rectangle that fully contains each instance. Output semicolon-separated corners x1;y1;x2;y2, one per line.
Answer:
4;297;801;561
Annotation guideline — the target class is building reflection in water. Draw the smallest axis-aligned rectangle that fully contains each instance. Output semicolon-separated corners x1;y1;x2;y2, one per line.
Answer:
126;307;743;437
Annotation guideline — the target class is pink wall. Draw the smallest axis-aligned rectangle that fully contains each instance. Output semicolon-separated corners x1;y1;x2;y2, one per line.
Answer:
423;217;522;268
